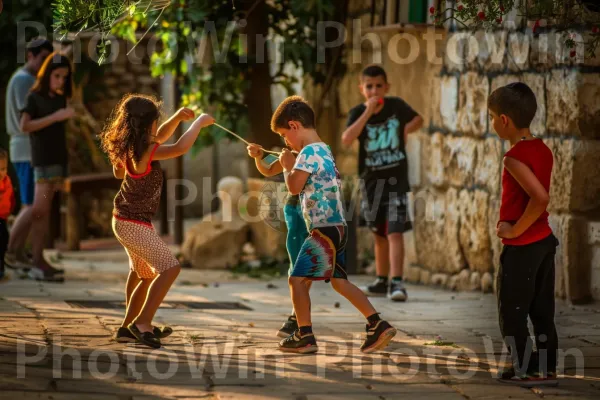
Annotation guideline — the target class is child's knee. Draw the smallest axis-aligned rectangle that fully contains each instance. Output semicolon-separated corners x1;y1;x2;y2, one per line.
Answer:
330;278;347;292
288;276;306;287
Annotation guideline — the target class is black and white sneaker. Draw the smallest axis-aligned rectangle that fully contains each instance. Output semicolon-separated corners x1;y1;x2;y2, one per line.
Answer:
360;278;388;297
389;280;408;302
278;329;318;354
360;320;397;353
277;315;298;338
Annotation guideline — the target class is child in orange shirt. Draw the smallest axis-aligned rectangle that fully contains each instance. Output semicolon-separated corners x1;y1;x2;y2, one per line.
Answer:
0;148;16;280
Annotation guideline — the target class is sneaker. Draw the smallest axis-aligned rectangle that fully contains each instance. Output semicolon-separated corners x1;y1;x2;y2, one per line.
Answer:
360;320;397;353
114;326;173;343
389;280;408;302
277;315;298;338
496;367;558;387
114;327;137;343
128;323;161;349
360;278;388;297
4;252;33;271
28;266;65;282
278;329;318;354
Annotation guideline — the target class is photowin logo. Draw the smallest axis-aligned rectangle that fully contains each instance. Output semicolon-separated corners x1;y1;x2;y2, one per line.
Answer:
258;181;290;232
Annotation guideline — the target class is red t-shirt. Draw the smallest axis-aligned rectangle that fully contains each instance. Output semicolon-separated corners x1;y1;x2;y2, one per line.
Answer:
499;139;553;246
0;175;15;220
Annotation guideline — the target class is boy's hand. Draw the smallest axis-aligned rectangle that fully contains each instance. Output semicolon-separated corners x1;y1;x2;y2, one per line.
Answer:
365;96;382;114
196;113;215;128
247;144;263;158
496;221;517;239
279;148;296;171
176;107;195;121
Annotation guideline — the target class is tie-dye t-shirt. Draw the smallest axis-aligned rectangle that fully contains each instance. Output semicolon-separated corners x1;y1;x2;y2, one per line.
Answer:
293;143;346;230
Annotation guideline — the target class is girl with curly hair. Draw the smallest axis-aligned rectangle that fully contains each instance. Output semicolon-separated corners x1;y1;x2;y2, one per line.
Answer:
100;93;214;348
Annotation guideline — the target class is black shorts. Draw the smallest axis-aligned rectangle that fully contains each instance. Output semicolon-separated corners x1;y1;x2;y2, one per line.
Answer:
359;192;412;237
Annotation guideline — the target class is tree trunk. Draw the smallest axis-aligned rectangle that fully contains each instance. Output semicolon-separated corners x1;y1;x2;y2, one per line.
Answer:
243;0;278;178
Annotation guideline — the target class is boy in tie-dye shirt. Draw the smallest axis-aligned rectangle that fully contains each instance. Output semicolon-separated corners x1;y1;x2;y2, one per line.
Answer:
273;96;397;355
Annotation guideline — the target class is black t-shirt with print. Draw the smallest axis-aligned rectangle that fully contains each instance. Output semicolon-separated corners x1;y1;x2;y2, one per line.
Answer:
346;96;418;197
21;91;68;167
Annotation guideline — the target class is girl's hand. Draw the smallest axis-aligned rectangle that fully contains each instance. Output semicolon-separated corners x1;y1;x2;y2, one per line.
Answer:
279;148;296;171
176;107;195;121
247;144;263;158
54;107;76;122
197;113;215;128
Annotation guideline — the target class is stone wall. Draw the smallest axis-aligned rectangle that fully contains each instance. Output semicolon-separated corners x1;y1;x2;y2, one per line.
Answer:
333;1;600;302
407;28;600;303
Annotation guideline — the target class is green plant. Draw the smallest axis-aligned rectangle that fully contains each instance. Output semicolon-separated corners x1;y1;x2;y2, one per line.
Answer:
52;0;347;154
431;0;600;58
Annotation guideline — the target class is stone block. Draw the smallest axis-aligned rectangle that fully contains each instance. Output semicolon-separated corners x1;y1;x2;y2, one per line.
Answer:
458;189;493;274
443;136;478;187
404;229;418;265
413;188;465;274
481;272;494;293
406;131;422;188
420;269;432;286
548;214;593;304
405;264;422;284
426;132;445;187
544;138;600;212
546;71;600;139
444;33;468;72
588;219;600;301
455;269;471;291
440;76;459;132
507;32;530;71
487;197;503;280
431;273;449;287
475;137;502;196
429;75;443;129
466;30;507;71
458;72;489;136
489;74;546;136
470;271;482;291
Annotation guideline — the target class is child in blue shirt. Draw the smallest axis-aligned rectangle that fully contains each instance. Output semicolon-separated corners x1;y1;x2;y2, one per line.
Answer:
274;96;396;354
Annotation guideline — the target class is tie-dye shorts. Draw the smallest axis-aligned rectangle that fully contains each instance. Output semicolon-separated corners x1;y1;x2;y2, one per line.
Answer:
289;225;348;282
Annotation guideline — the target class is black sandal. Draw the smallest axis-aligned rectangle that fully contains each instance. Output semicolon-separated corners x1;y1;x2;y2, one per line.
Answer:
128;323;161;349
153;326;173;339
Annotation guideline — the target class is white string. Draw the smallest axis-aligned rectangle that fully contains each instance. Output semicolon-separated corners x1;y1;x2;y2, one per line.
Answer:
213;122;286;155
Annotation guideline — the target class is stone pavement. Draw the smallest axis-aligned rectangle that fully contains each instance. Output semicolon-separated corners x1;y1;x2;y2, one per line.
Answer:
1;252;600;399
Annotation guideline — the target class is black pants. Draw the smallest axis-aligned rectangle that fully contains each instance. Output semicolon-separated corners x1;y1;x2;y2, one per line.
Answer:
0;219;7;271
497;233;559;375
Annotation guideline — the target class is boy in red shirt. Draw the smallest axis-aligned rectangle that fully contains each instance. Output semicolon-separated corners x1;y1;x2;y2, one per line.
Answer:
0;148;16;280
489;83;559;387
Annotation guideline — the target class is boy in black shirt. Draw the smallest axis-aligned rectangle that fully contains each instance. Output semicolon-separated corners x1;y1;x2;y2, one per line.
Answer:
342;65;423;301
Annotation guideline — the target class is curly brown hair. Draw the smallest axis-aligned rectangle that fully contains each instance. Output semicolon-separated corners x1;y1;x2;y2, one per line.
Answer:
100;94;163;165
270;95;315;133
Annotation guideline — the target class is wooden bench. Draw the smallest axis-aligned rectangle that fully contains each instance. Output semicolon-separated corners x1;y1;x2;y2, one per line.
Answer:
61;172;169;250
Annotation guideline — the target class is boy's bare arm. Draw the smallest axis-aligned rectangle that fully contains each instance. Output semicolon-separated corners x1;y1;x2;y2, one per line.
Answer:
498;156;550;238
254;158;284;177
284;169;310;195
341;97;380;147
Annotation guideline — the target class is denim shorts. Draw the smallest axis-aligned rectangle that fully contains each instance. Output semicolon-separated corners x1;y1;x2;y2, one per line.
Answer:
33;164;67;184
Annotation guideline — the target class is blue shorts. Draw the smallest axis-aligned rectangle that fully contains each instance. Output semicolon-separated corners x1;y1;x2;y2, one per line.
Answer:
283;199;309;268
34;164;67;184
12;161;34;205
